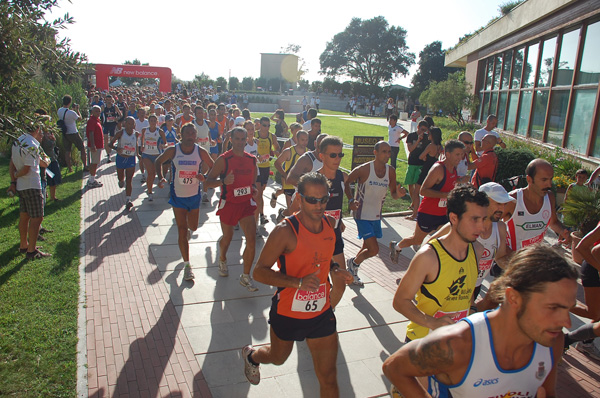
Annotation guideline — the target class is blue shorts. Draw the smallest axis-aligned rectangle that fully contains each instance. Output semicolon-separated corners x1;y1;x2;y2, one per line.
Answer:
355;219;383;240
209;144;219;155
116;154;136;169
168;186;201;211
142;153;159;162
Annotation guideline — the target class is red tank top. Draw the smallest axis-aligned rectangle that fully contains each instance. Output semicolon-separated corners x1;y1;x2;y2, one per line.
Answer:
219;150;256;203
418;161;457;216
274;215;336;319
179;114;194;127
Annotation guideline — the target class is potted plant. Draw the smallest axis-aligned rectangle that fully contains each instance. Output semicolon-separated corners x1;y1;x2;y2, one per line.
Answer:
559;187;600;264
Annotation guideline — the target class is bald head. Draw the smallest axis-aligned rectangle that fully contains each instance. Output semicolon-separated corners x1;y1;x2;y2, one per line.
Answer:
458;132;473;141
374;140;391;152
481;134;498;150
526;158;553;180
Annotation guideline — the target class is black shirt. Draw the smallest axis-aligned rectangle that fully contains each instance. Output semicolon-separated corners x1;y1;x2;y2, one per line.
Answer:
406;132;429;166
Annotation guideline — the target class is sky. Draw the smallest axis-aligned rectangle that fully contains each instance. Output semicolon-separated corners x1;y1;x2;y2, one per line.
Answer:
47;0;503;87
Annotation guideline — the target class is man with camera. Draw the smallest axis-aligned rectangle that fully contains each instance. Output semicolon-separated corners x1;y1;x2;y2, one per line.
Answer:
57;95;87;173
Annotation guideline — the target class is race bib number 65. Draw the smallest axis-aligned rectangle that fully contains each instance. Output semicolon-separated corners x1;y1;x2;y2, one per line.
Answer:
291;283;327;313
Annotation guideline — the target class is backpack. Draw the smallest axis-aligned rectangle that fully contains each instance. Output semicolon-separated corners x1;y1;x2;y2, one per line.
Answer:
57;108;68;134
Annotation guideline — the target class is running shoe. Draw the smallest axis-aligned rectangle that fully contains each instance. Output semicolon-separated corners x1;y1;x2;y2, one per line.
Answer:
276;208;285;223
389;241;400;264
576;341;600;361
87;180;103;188
218;259;229;277
260;214;268;225
126;201;134;211
118;180;125;188
347;257;363;286
240;274;259;292
39;227;53;234
202;195;210;203
183;265;195;281
241;345;260;385
148;194;153;202
140;174;147;184
26;249;52;260
270;193;277;208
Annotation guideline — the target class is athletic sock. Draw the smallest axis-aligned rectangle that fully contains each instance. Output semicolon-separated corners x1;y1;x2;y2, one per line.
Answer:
89;175;95;183
567;323;597;344
183;261;190;267
353;259;360;268
126;196;131;202
247;351;259;367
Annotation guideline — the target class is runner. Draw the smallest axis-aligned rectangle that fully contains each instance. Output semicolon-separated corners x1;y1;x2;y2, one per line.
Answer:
101;94;122;163
255;116;280;230
140;114;167;201
109;116;138;211
155;123;214;281
273;130;308;212
135;107;149;184
207;108;222;161
242;172;353;393
345;141;406;286
205;127;259;292
383;244;577;398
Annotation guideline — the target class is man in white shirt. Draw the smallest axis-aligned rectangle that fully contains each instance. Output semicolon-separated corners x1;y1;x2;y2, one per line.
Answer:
58;95;86;173
388;115;408;170
474;114;506;157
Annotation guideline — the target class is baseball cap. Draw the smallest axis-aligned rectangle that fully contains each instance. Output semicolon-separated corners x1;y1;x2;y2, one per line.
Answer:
479;182;515;203
165;114;174;121
234;116;246;126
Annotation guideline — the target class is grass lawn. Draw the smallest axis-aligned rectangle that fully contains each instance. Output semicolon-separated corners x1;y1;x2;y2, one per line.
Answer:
254;112;411;213
0;156;81;397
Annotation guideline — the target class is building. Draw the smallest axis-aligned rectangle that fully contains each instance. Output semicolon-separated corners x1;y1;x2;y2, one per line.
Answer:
260;53;299;84
446;0;600;159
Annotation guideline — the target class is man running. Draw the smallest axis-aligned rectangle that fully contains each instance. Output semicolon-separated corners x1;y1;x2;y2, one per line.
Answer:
155;123;213;281
345;141;406;286
503;158;571;250
383;244;577;398
141;114;167;201
109;116;138;211
205;127;259;292
102;94;122;163
242;172;353;394
255;116;280;229
274;130;308;212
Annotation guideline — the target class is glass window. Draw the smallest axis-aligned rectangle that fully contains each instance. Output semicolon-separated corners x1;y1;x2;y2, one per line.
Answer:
485;59;493;90
497;92;508;128
537;37;556;87
577;21;600;85
490;92;498;116
566;89;597;153
501;51;513;89
517;91;533;136
523;43;539;88
556;29;580;86
511;48;525;88
492;55;503;90
506;92;519;132
592;116;600;157
481;92;490;121
531;90;549;140
546;91;570;146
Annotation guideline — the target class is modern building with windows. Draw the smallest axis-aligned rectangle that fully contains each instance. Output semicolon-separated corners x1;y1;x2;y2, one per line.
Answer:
446;0;600;160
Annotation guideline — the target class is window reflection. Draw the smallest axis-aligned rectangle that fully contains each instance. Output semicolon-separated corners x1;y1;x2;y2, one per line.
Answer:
556;29;580;86
506;92;519;131
537;37;556;87
546;91;570;146
517;91;533;136
567;90;597;153
523;44;539;88
531;90;549;140
501;51;513;89
498;92;508;128
485;60;493;90
493;55;502;90
512;48;525;88
577;21;600;85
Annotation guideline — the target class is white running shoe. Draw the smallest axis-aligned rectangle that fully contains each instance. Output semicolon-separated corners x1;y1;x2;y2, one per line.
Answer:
183;265;195;281
389;241;400;263
346;257;364;286
240;274;259;292
241;345;260;385
218;259;229;277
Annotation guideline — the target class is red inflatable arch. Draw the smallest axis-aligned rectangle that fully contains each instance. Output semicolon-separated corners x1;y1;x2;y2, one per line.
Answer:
95;64;172;93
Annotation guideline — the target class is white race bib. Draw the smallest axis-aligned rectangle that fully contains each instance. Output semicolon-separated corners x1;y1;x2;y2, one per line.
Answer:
234;185;251;197
324;209;341;228
178;170;198;185
106;116;116;123
291;283;327;313
145;140;157;149
123;145;135;156
438;198;447;208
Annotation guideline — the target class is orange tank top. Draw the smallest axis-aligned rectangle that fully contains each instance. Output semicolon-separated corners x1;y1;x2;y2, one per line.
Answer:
274;214;336;319
179;114;194;127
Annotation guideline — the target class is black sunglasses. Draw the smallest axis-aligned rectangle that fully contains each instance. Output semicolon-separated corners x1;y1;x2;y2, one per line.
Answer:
327;152;345;158
261;123;270;127
300;194;330;204
462;141;473;145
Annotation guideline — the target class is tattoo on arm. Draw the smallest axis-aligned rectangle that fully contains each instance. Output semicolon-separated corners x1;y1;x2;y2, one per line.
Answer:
409;338;454;373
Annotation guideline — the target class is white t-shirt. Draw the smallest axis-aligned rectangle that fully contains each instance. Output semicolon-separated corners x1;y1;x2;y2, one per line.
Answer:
12;133;42;190
58;107;79;134
193;119;210;152
135;118;149;146
474;128;500;156
302;120;312;132
388;125;404;148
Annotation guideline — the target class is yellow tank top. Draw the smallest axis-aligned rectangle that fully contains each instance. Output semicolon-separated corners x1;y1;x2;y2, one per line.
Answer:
257;135;272;168
282;146;301;190
406;238;478;340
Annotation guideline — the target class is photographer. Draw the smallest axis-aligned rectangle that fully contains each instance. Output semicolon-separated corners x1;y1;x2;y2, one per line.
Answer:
58;95;87;173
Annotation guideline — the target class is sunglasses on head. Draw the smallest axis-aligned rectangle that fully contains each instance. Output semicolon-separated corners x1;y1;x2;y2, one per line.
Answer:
300;194;330;204
327;152;345;158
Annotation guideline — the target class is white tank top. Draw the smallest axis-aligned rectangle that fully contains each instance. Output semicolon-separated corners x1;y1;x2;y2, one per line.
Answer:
245;140;258;157
119;130;137;157
429;311;553;398
456;156;469;177
354;162;389;221
476;222;500;287
171;144;203;198
143;127;161;155
307;151;323;172
193;119;210;152
506;188;551;251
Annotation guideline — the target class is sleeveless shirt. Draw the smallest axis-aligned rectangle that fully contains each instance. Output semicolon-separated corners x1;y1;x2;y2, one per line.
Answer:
193;119;210;152
257;135;273;168
282;146;302;190
506;188;551;251
219;150;257;203
354;162;389;221
171;144;203;198
406;238;478;340
418;162;458;217
476;222;500;287
273;215;335;319
324;169;345;229
143;127;161;155
429;311;553;398
118;130;137;157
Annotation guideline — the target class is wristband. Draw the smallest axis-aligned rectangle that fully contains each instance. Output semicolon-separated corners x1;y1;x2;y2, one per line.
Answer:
298;278;303;289
348;198;355;203
331;262;340;271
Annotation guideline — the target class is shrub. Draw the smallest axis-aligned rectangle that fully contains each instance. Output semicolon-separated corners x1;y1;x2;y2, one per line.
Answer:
495;147;535;191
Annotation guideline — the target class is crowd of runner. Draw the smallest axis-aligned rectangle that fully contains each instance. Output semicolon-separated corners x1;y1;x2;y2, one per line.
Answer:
8;85;600;397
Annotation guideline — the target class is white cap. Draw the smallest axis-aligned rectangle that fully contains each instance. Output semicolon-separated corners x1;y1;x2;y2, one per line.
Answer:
234;116;246;126
479;182;516;203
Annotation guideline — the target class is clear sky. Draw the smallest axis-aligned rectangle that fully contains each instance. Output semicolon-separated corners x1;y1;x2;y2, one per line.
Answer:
47;0;503;87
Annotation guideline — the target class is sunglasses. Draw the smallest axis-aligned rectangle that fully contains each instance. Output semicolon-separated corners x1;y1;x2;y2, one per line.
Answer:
261;124;270;127
300;194;330;204
326;152;345;158
462;141;473;145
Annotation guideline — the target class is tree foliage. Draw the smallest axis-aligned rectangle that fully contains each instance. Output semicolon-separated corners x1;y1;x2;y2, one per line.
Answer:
410;41;460;100
229;76;239;91
319;16;415;88
242;77;254;91
0;0;86;139
280;43;307;82
419;71;478;126
215;76;227;91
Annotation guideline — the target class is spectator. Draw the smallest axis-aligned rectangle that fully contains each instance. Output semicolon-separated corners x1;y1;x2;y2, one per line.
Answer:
469;134;498;188
565;169;590;202
41;122;61;201
58;95;87;173
86;105;104;188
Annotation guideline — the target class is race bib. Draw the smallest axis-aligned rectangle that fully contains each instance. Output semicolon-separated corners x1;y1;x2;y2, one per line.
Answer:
438;198;447;208
123;145;135;156
291;283;327;313
178;170;198;185
478;259;494;279
145;140;157;149
433;309;468;323
106;116;116;123
197;137;209;144
234;186;251;197
324;209;341;228
258;154;270;163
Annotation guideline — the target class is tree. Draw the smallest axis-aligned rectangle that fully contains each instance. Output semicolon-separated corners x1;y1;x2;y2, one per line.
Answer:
310;81;323;93
242;77;254;91
419;71;478;126
410;41;460;100
280;43;307;82
0;0;86;139
319;16;414;88
194;72;214;89
255;77;267;89
215;76;227;91
268;77;281;92
229;76;239;91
